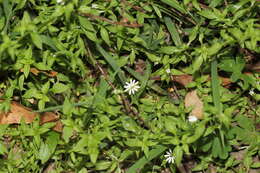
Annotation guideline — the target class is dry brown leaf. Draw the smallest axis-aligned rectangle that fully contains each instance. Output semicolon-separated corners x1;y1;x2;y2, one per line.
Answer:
20;68;58;77
0;101;63;132
40;112;63;133
52;120;63;132
184;90;203;119
219;77;232;87
46;71;58;77
0;101;37;124
40;112;59;124
171;75;193;86
20;67;40;75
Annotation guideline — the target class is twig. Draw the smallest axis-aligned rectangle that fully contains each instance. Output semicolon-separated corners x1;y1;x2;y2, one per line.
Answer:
85;42;143;122
121;0;146;13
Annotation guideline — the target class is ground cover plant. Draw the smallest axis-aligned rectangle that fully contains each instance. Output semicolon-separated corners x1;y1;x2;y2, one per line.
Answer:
0;0;259;172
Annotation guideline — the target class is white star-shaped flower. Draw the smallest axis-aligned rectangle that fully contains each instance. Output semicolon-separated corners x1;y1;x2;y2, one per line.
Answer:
249;89;255;96
164;149;175;164
188;115;198;123
124;79;140;95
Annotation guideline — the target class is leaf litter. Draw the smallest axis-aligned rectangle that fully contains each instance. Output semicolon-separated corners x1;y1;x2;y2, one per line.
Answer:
184;90;204;119
0;101;62;132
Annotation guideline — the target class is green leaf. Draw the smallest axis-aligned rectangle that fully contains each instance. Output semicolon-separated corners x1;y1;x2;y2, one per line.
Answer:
95;161;112;171
46;132;60;155
192;55;203;72
41;81;50;94
126;145;167;173
212;137;221;158
100;27;111;46
174;145;183;166
78;16;98;41
164;17;182;46
39;142;51;163
185;123;205;144
23;64;30;78
152;4;162;18
211;59;222;115
0;142;7;155
160;0;187;14
40;35;58;51
62;97;73;115
96;44;126;84
62;126;74;143
198;9;217;19
51;83;69;94
31;32;43;49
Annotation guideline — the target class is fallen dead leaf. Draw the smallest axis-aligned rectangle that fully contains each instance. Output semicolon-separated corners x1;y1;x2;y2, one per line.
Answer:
40;112;63;132
20;68;58;77
0;101;63;132
184;90;203;119
52;120;63;132
46;71;58;77
0;101;37;124
171;74;193;86
219;77;232;87
20;67;40;76
40;112;59;124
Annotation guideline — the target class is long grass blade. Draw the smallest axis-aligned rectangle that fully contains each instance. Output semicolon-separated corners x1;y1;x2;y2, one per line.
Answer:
211;59;222;114
126;145;167;173
160;0;187;14
164;17;182;46
96;44;126;84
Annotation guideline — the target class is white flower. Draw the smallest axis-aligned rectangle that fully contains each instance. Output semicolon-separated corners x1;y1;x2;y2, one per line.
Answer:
249;89;255;96
164;149;175;164
166;69;171;74
188;115;198;123
91;4;99;9
57;0;64;5
124;79;140;95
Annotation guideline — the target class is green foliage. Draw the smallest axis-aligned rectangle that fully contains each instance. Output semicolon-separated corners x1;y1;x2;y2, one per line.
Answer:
0;0;259;172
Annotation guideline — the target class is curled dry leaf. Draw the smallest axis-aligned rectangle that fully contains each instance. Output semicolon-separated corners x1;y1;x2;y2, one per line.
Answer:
171;75;193;86
184;90;203;119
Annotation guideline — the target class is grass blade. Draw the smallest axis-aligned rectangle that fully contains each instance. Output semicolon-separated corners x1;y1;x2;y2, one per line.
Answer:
211;59;222;114
96;44;126;84
126;145;167;173
160;0;187;14
164;17;182;46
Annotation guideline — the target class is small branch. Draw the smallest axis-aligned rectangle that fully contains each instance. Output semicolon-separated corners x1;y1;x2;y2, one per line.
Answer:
85;42;146;125
121;0;146;13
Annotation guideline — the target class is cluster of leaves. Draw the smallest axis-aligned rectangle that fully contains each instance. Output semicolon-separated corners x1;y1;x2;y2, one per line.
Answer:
0;0;259;172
